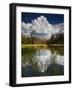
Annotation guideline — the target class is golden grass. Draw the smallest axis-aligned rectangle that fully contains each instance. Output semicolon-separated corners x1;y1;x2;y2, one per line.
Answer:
21;44;48;48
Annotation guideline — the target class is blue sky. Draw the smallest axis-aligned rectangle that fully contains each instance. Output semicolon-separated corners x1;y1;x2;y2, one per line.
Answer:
22;12;64;24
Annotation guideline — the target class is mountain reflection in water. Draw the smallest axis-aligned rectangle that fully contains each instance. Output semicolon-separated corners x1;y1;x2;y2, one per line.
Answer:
22;46;64;77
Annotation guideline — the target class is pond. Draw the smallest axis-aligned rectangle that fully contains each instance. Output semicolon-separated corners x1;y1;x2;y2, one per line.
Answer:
21;46;64;77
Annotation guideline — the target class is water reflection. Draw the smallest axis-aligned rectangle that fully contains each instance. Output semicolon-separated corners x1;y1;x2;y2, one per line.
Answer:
22;46;64;77
34;49;64;72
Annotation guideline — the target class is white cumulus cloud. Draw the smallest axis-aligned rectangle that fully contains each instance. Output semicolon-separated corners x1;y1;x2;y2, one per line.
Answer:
22;16;64;39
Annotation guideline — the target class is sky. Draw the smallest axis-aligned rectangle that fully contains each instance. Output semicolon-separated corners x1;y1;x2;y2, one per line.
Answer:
22;12;64;24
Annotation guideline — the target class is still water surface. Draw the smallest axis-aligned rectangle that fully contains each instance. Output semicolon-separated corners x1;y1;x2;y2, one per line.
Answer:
22;46;64;77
